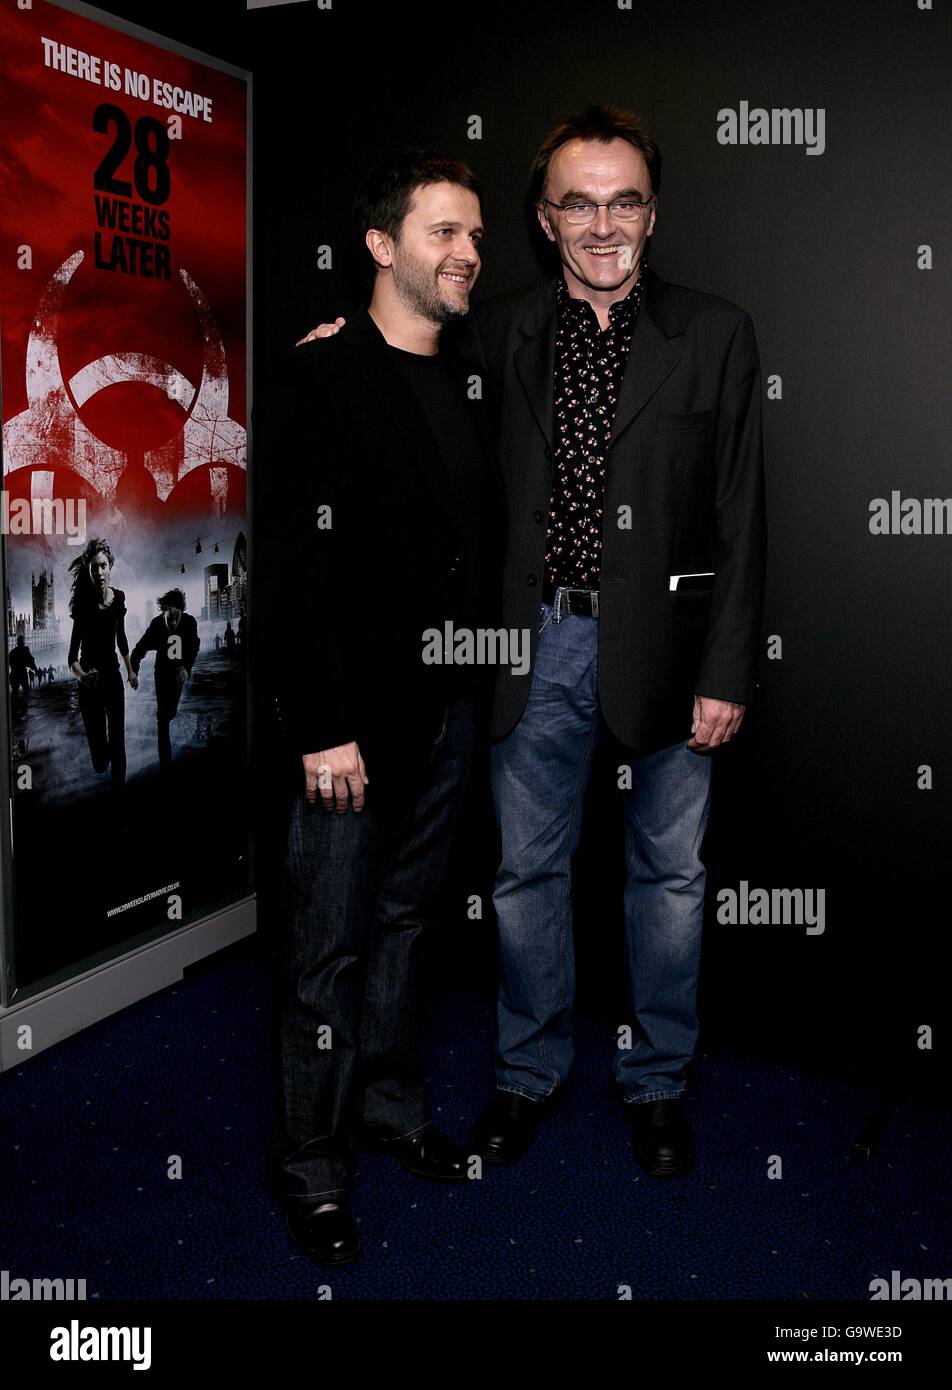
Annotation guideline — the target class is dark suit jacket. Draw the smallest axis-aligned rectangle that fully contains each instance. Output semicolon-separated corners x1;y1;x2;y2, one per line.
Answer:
130;613;200;680
467;265;767;756
253;307;502;799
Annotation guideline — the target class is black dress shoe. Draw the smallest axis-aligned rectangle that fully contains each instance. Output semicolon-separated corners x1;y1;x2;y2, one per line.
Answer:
468;1089;549;1165
628;1097;695;1178
286;1201;361;1266
369;1124;469;1182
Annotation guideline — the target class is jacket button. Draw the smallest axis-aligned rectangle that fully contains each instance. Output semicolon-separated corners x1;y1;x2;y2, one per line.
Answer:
448;555;462;575
532;510;544;523
526;573;537;586
544;446;552;460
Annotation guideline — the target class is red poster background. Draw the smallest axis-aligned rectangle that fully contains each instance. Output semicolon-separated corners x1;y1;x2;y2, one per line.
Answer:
0;0;247;515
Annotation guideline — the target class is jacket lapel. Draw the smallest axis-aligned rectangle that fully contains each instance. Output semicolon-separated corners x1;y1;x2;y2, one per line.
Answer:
513;282;557;453
511;267;684;455
610;265;684;444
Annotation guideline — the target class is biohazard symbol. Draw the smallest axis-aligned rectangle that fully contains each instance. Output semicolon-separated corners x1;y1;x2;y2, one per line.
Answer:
1;250;246;514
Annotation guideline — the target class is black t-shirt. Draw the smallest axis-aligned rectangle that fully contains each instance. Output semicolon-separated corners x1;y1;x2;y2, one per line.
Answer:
68;588;129;672
386;344;485;620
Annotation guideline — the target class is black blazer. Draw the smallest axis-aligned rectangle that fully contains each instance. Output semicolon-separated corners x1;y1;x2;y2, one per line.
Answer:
253;308;502;798
467;265;767;756
130;613;200;680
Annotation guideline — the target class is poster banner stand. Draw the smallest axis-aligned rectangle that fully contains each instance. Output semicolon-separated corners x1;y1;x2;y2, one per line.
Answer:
0;897;254;1071
0;0;254;1050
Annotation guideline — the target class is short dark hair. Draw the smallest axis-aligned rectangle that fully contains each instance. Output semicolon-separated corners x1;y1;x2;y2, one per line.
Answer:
352;149;482;282
157;588;186;611
529;103;662;205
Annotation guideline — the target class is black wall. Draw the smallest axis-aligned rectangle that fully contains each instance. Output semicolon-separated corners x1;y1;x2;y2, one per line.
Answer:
90;0;951;1098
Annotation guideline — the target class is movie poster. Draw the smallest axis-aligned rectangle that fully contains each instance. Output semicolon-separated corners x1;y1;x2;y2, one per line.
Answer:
0;0;250;994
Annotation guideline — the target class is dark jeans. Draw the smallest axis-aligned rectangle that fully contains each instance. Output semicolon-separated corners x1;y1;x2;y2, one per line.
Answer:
156;675;185;772
273;694;476;1206
77;667;126;789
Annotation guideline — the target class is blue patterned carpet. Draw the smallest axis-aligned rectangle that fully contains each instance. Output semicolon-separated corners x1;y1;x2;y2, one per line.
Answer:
1;934;949;1302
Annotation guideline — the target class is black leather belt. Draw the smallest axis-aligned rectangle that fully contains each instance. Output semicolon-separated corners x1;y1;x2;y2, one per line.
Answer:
542;581;600;617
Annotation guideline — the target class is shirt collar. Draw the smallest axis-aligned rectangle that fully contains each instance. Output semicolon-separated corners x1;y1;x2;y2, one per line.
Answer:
555;268;643;328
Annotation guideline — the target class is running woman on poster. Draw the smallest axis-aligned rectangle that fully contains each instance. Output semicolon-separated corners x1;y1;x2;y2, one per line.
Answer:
67;537;137;791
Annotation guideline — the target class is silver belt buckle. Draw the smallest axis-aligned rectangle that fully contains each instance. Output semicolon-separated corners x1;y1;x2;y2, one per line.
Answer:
558;586;598;617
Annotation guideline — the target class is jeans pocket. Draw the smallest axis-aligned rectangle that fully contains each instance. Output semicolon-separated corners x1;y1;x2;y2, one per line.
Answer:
538;602;554;636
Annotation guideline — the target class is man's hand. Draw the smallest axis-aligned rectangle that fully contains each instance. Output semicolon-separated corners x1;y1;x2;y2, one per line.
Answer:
688;694;745;751
296;316;346;346
302;740;368;812
128;672;139;690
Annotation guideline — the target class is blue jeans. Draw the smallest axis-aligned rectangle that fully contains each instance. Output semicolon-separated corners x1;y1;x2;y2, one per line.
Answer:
273;694;476;1206
490;598;712;1106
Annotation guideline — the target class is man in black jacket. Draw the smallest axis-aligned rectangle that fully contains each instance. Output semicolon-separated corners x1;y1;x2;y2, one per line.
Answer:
464;105;766;1177
256;152;499;1265
130;587;200;774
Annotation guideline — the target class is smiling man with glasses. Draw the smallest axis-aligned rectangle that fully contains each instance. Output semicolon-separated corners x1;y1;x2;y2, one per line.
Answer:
464;103;767;1178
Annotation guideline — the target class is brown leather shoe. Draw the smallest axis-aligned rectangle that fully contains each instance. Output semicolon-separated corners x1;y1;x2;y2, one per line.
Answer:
628;1096;695;1177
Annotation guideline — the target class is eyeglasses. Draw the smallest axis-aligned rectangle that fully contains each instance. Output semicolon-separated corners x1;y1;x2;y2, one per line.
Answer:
542;196;657;225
